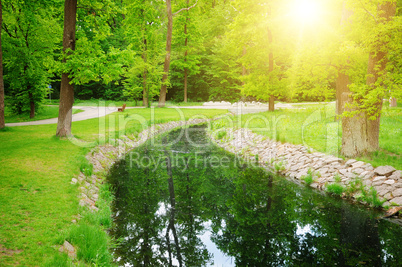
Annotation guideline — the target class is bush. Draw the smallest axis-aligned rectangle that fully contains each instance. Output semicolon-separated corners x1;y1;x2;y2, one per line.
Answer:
326;183;344;196
302;169;316;186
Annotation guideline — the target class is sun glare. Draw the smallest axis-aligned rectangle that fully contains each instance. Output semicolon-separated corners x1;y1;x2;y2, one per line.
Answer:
292;0;322;25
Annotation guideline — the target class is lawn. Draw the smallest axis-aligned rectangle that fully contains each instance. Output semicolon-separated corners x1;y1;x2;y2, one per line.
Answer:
213;102;402;170
4;106;83;123
0;108;227;266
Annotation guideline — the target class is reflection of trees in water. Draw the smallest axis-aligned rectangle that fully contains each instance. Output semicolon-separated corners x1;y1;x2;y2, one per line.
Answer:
108;126;402;266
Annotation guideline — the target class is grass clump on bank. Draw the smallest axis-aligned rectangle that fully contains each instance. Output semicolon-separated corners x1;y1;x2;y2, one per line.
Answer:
0;108;227;266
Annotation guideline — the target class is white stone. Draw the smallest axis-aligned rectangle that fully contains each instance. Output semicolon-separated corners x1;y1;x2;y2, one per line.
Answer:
390;196;402;206
71;178;78;184
392;188;402;198
373;176;387;182
383;180;395;185
345;159;357;166
389;170;402;180
351;161;366;169
352;168;364;175
374;166;396;177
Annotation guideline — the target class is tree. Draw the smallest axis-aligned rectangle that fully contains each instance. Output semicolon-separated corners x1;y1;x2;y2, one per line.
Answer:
0;0;4;129
2;0;60;119
341;0;397;157
56;0;77;137
158;0;198;107
123;0;165;107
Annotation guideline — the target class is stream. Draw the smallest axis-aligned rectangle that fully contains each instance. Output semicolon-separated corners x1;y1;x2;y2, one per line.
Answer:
107;124;402;266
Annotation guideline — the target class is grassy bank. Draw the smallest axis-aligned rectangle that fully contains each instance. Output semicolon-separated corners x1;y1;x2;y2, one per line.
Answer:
213;102;402;170
0;108;227;266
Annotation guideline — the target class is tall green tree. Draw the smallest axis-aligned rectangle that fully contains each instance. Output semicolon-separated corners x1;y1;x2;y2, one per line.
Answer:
123;0;165;107
2;0;60;118
158;0;198;107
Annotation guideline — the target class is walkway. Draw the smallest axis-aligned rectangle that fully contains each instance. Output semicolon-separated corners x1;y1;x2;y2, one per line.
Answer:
5;106;141;127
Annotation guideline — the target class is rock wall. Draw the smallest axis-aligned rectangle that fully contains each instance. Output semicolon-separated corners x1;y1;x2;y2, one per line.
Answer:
208;127;402;208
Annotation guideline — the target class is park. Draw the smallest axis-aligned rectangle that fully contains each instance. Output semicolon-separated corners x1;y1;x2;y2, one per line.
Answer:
0;0;402;266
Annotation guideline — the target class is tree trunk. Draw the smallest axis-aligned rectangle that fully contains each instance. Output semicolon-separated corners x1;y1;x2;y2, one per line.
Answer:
336;4;352;117
142;38;148;107
164;149;183;267
335;69;350;116
341;1;396;157
267;7;275;112
29;91;35;118
56;0;77;137
158;0;173;108
268;95;274;112
0;0;5;129
389;97;397;107
183;0;189;103
242;47;247;86
142;3;149;108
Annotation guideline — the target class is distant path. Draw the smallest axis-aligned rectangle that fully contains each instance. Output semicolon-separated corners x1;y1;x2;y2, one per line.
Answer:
173;101;335;115
5;106;141;127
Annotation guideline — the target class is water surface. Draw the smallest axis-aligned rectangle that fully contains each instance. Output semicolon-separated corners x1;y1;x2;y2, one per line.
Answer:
108;125;402;266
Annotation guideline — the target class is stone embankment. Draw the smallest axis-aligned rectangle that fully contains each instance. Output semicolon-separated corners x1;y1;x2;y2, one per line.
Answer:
208;127;402;208
71;119;210;213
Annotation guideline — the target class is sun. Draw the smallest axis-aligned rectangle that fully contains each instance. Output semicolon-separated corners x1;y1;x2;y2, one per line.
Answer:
292;0;322;25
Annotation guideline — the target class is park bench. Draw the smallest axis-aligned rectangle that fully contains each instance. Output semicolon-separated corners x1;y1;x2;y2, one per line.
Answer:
118;103;126;112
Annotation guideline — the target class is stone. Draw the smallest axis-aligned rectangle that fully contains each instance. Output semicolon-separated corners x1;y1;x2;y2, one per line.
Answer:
352;168;364;175
383;180;395;185
319;168;329;175
384;193;392;200
373;176;387;182
71;178;78;184
390;197;402;206
325;157;342;164
389;170;402;180
374;166;396;177
392;188;402;198
59;241;76;259
362;163;374;171
394;182;402;189
345;159;357;166
351;161;366;169
377;188;390;197
339;169;348;176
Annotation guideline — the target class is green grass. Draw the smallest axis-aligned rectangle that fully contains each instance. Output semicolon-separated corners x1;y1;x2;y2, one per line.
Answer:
212;102;402;169
0;108;227;266
4;105;83;123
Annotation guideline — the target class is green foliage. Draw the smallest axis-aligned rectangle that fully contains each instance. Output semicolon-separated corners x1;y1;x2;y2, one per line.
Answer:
78;156;93;177
360;186;386;208
302;169;316;186
216;130;227;140
326;183;345;196
3;1;61;115
273;161;285;173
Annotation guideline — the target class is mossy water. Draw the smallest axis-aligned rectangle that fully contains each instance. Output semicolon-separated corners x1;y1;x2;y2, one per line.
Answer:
107;125;402;266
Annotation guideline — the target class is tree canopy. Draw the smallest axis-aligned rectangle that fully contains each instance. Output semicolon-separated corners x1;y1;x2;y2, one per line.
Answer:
1;0;401;154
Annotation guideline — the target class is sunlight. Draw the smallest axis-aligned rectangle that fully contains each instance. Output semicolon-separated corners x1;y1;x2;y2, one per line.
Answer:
291;0;322;25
